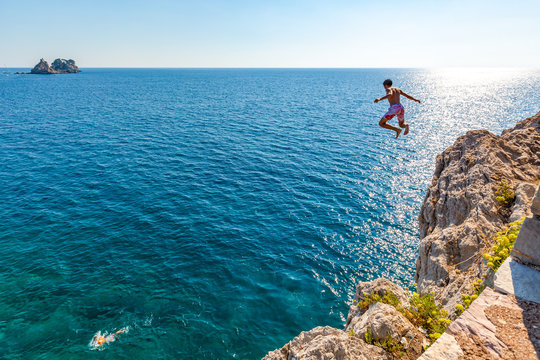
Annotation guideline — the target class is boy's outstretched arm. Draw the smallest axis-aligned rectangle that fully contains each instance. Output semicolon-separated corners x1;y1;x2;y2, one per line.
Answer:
398;89;421;103
374;94;390;103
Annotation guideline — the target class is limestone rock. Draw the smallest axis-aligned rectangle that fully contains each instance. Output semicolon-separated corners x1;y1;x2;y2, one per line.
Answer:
508;183;536;222
510;213;540;266
262;326;391;360
51;58;81;73
345;278;409;329
417;333;463;360
348;303;412;341
416;111;540;318
30;58;56;74
494;258;540;303
531;186;540;217
347;302;426;358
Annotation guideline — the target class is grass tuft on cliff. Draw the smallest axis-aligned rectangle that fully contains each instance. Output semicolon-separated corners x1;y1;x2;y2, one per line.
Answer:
495;178;515;208
484;217;524;271
364;328;406;356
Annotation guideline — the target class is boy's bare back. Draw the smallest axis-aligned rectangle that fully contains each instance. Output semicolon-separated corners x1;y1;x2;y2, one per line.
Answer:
383;87;402;105
375;86;410;106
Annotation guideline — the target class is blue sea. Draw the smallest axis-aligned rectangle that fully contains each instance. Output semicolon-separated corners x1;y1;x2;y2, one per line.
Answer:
1;68;539;359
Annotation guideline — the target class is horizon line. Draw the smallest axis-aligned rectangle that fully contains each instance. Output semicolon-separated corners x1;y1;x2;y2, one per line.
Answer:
3;66;538;70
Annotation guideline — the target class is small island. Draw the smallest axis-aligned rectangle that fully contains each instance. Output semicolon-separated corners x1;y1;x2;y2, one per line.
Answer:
17;58;81;74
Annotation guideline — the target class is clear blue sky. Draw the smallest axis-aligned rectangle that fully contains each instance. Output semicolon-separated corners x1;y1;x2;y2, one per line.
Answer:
1;0;539;68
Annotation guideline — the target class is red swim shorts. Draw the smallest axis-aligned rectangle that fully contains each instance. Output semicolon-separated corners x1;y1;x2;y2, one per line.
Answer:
383;104;405;123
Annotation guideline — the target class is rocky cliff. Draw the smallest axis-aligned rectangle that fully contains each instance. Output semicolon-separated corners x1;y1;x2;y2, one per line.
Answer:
263;111;540;360
416;111;540;318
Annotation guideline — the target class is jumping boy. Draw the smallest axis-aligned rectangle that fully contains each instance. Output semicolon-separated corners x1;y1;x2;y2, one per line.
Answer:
374;79;420;139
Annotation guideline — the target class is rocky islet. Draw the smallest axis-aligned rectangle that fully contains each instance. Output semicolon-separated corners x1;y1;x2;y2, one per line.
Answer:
16;58;81;74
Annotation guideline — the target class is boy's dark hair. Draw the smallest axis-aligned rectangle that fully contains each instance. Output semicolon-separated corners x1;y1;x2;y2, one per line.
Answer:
383;79;392;86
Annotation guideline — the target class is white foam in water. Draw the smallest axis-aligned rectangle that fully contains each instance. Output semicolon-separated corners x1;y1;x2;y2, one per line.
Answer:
143;314;153;327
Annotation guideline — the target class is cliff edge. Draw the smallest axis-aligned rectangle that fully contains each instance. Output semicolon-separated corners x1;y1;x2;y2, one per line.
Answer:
416;111;540;318
263;111;540;360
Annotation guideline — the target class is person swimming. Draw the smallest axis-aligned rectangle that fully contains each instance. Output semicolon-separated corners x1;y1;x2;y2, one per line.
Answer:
90;327;128;349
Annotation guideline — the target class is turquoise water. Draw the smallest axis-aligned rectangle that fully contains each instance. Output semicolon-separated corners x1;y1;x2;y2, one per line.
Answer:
1;68;539;359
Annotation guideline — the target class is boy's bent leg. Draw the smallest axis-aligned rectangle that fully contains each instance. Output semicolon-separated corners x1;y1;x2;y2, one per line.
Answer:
379;118;402;139
398;119;409;135
397;110;409;135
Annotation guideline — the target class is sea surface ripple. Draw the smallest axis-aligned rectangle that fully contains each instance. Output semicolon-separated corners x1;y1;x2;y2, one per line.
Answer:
0;68;539;359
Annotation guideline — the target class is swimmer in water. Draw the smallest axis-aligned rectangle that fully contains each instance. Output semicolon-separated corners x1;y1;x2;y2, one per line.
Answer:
91;328;127;348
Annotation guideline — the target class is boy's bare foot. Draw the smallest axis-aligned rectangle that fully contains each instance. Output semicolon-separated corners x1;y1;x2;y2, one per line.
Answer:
395;128;402;139
404;124;409;135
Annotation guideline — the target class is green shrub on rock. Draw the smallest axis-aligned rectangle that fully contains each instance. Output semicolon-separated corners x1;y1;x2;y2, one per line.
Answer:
484;217;524;271
364;328;405;356
358;291;451;344
357;291;402;311
495;179;515;207
404;293;451;341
